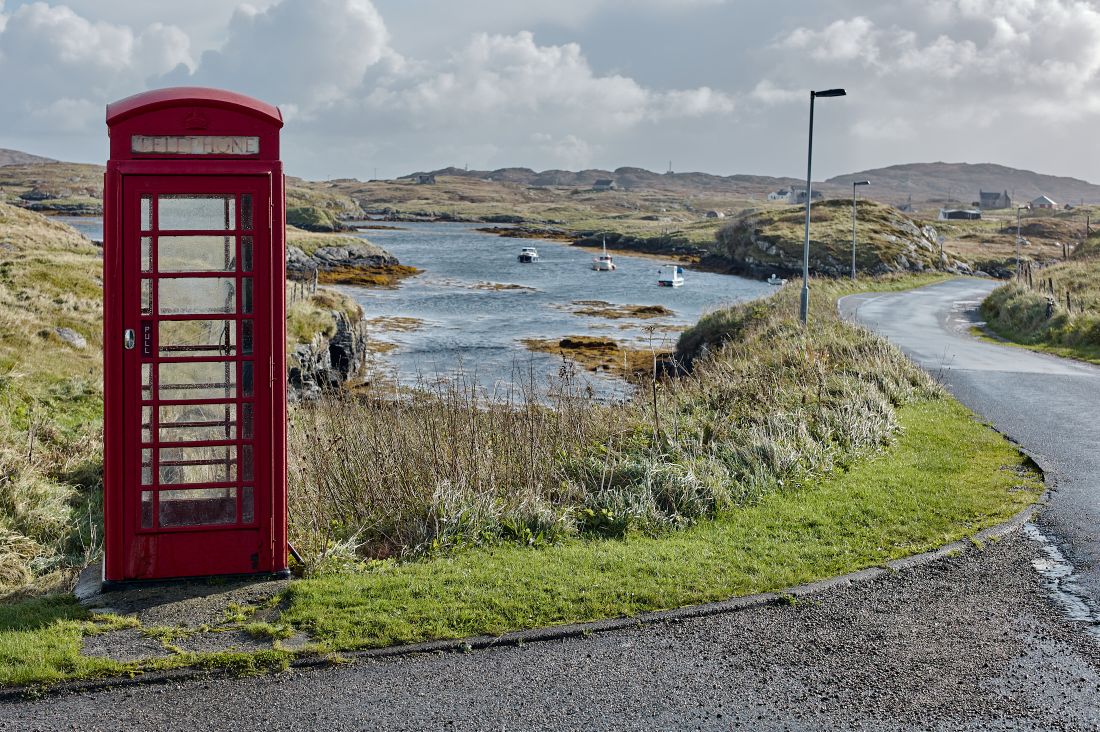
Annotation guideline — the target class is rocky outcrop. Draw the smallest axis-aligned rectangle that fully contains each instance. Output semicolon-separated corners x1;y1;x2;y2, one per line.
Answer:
573;231;707;258
288;311;368;401
703;201;974;280
286;241;400;278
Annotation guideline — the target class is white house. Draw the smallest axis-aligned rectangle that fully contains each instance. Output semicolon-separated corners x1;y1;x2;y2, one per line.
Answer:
767;188;822;204
1031;195;1057;209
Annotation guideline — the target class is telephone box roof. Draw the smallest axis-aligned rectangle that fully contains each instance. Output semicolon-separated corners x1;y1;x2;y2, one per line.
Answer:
107;87;283;127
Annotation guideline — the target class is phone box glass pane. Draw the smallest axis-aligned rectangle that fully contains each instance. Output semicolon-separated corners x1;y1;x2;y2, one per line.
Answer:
158;277;236;315
158;195;235;231
242;486;254;524
159;361;235;400
159;487;237;527
141;491;153;529
159;319;236;357
158;236;235;272
159;445;237;485
141;448;153;485
160;403;237;442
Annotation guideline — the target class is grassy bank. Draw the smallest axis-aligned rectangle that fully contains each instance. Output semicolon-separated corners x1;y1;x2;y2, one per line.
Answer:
980;259;1100;364
0;396;1041;687
0;203;103;596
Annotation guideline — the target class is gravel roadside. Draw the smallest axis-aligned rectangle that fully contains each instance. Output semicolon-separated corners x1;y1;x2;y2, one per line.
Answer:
4;532;1098;731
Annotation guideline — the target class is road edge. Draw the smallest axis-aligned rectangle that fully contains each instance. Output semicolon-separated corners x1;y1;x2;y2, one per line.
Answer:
0;498;1043;703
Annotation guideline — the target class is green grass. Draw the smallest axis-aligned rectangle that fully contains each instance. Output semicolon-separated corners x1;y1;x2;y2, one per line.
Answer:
0;398;1040;686
267;399;1041;647
980;261;1100;364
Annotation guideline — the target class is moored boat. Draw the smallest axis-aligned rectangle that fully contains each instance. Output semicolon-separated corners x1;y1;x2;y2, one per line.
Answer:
591;237;616;271
517;246;539;263
657;265;685;287
767;274;786;286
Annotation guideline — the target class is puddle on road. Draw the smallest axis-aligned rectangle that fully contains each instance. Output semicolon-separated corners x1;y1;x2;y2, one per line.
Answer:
1024;522;1100;641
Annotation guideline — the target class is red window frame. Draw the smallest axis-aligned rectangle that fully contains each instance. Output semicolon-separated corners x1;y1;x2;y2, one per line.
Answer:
118;174;276;578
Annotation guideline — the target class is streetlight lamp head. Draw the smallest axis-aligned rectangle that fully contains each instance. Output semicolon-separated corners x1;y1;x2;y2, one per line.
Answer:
814;88;847;98
854;180;870;187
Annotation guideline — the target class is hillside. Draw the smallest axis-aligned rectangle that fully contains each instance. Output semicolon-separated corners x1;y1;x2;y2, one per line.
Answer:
701;199;971;279
0;161;103;214
407;165;804;197
827;162;1100;207
0;148;55;167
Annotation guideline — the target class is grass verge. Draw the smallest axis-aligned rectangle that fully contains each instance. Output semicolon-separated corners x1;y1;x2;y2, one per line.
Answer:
0;398;1039;687
980;263;1100;365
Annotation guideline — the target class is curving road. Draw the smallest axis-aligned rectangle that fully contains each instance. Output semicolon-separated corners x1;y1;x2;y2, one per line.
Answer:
840;278;1100;604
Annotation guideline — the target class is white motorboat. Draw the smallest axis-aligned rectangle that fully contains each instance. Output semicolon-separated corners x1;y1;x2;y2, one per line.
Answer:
657;265;685;287
591;238;616;271
517;246;539;263
766;274;786;286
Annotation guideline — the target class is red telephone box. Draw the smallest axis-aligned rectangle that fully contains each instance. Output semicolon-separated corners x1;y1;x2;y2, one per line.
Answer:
103;87;288;583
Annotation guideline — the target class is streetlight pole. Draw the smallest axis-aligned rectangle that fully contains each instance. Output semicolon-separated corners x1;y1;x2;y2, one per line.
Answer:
851;180;870;280
1016;206;1026;279
800;88;846;325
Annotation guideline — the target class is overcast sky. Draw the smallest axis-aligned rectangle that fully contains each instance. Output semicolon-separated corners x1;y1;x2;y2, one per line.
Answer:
1;0;1099;182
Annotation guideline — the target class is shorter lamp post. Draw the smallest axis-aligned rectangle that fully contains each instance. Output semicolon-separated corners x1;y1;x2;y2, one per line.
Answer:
1016;206;1027;279
851;180;870;280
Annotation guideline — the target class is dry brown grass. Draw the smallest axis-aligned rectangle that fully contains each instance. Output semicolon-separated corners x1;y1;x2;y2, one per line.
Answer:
0;203;104;597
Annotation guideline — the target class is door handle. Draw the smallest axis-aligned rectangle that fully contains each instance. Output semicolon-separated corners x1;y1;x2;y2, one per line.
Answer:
123;329;135;350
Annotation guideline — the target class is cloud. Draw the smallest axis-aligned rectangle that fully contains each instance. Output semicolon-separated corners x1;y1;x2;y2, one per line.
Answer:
361;31;733;129
0;2;193;133
780;17;879;64
177;0;396;112
763;0;1100;123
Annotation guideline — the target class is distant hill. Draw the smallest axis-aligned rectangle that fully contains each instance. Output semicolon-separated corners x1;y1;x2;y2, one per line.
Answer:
0;148;56;167
410;162;1100;208
826;162;1100;207
406;166;804;198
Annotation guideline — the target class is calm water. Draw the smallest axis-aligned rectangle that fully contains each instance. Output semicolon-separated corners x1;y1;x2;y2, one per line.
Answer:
57;216;770;397
51;215;103;242
343;222;771;397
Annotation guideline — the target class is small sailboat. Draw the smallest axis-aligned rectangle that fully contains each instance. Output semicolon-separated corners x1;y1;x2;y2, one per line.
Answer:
657;265;685;287
517;246;539;263
766;274;786;286
591;237;616;271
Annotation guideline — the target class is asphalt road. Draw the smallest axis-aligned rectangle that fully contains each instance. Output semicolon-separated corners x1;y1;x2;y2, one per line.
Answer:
4;535;1100;731
840;278;1100;605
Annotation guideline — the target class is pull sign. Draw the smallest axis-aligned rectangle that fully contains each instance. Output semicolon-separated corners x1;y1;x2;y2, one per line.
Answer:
141;320;153;358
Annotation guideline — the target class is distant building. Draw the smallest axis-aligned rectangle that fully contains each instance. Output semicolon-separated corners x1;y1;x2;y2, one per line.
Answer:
592;179;617;191
1032;195;1057;209
705;210;725;219
767;188;822;204
414;174;436;185
939;208;982;221
979;189;1011;209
